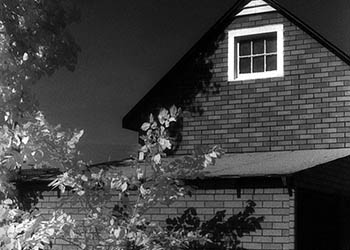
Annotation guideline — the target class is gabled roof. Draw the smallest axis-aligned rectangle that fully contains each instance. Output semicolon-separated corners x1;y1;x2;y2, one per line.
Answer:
123;0;350;131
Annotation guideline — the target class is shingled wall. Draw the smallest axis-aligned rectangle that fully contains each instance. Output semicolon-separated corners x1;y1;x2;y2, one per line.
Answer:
173;11;350;155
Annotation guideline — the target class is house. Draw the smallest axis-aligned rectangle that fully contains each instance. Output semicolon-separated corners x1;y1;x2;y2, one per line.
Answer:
123;0;350;250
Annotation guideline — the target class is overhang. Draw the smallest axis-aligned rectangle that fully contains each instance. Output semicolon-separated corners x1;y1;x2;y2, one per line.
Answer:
203;148;350;178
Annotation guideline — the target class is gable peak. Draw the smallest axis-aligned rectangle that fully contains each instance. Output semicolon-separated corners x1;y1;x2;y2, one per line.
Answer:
236;0;276;16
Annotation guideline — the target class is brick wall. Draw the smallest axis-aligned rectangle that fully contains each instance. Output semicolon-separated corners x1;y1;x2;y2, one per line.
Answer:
170;11;350;155
39;188;295;250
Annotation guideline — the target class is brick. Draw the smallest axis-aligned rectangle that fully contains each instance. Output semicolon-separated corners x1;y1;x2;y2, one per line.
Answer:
253;236;273;243
265;215;283;222
186;201;204;207
272;208;290;215
262;243;283;249
263;201;283;208
243;243;262;249
205;201;224;207
195;195;214;201
224;201;244;208
214;194;233;200
263;230;282;236
273;237;291;243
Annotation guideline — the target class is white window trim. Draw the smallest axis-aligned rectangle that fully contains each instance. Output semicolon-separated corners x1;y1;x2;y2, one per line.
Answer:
228;24;284;81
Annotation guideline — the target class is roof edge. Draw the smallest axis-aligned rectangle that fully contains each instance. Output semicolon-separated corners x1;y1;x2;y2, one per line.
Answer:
122;0;251;131
266;0;350;65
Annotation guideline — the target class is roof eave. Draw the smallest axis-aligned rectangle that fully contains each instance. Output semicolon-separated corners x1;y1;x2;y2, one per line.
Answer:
122;0;251;131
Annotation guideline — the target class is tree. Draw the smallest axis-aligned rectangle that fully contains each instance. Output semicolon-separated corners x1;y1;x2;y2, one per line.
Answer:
0;1;83;249
0;0;81;196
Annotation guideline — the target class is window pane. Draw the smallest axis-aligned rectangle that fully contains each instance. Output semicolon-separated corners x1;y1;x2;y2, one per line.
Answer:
253;39;264;54
239;57;251;73
266;36;277;53
239;40;251;56
253;56;264;72
266;55;277;71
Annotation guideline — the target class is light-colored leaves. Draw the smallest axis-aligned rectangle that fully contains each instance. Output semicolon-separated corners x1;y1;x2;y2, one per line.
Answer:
0;104;224;250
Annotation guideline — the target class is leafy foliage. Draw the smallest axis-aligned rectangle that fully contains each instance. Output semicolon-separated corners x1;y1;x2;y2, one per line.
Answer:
47;105;225;249
0;1;84;249
166;201;264;250
0;0;80;85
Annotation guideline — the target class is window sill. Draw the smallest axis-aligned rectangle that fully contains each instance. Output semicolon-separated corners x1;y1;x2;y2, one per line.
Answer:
229;71;284;81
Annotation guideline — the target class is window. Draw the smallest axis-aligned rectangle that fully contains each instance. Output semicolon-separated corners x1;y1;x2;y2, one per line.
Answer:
228;24;283;81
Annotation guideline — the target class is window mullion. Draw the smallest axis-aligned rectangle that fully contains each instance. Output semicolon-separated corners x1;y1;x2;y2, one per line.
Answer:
264;39;266;72
237;42;240;76
250;41;253;73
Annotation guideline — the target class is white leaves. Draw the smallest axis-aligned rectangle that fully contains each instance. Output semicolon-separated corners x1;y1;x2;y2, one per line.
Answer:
91;170;102;180
140;185;151;196
138;151;145;161
110;218;115;226
209;151;218;158
149;113;154;123
153;153;161;164
113;227;122;239
158;138;171;150
46;228;55;236
141;122;150;131
67;129;84;149
21;136;29;145
121;182;128;192
81;175;88;182
158;108;169;125
77;190;85;196
136;168;144;180
203;154;213;168
4;111;10;121
3;199;13;205
22;52;28;61
110;178;128;192
169;105;177;117
203;146;224;168
6;224;16;239
36;46;45;58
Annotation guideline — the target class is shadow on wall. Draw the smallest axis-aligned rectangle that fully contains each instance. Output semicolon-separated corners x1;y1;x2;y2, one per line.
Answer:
138;32;226;151
156;32;225;115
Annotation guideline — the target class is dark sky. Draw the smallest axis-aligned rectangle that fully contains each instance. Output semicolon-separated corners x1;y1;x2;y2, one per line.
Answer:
32;0;350;163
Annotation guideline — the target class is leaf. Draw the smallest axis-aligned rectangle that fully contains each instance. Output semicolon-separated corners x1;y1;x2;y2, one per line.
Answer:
21;136;29;145
153;154;161;164
113;227;121;238
3;198;13;205
22;52;28;61
149;114;154;123
141;122;150;131
169;105;177;117
81;175;88;182
46;227;55;236
158;138;171;150
121;182;128;192
77;190;85;196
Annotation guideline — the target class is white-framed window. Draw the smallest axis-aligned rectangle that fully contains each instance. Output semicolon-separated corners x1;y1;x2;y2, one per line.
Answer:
228;24;284;81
